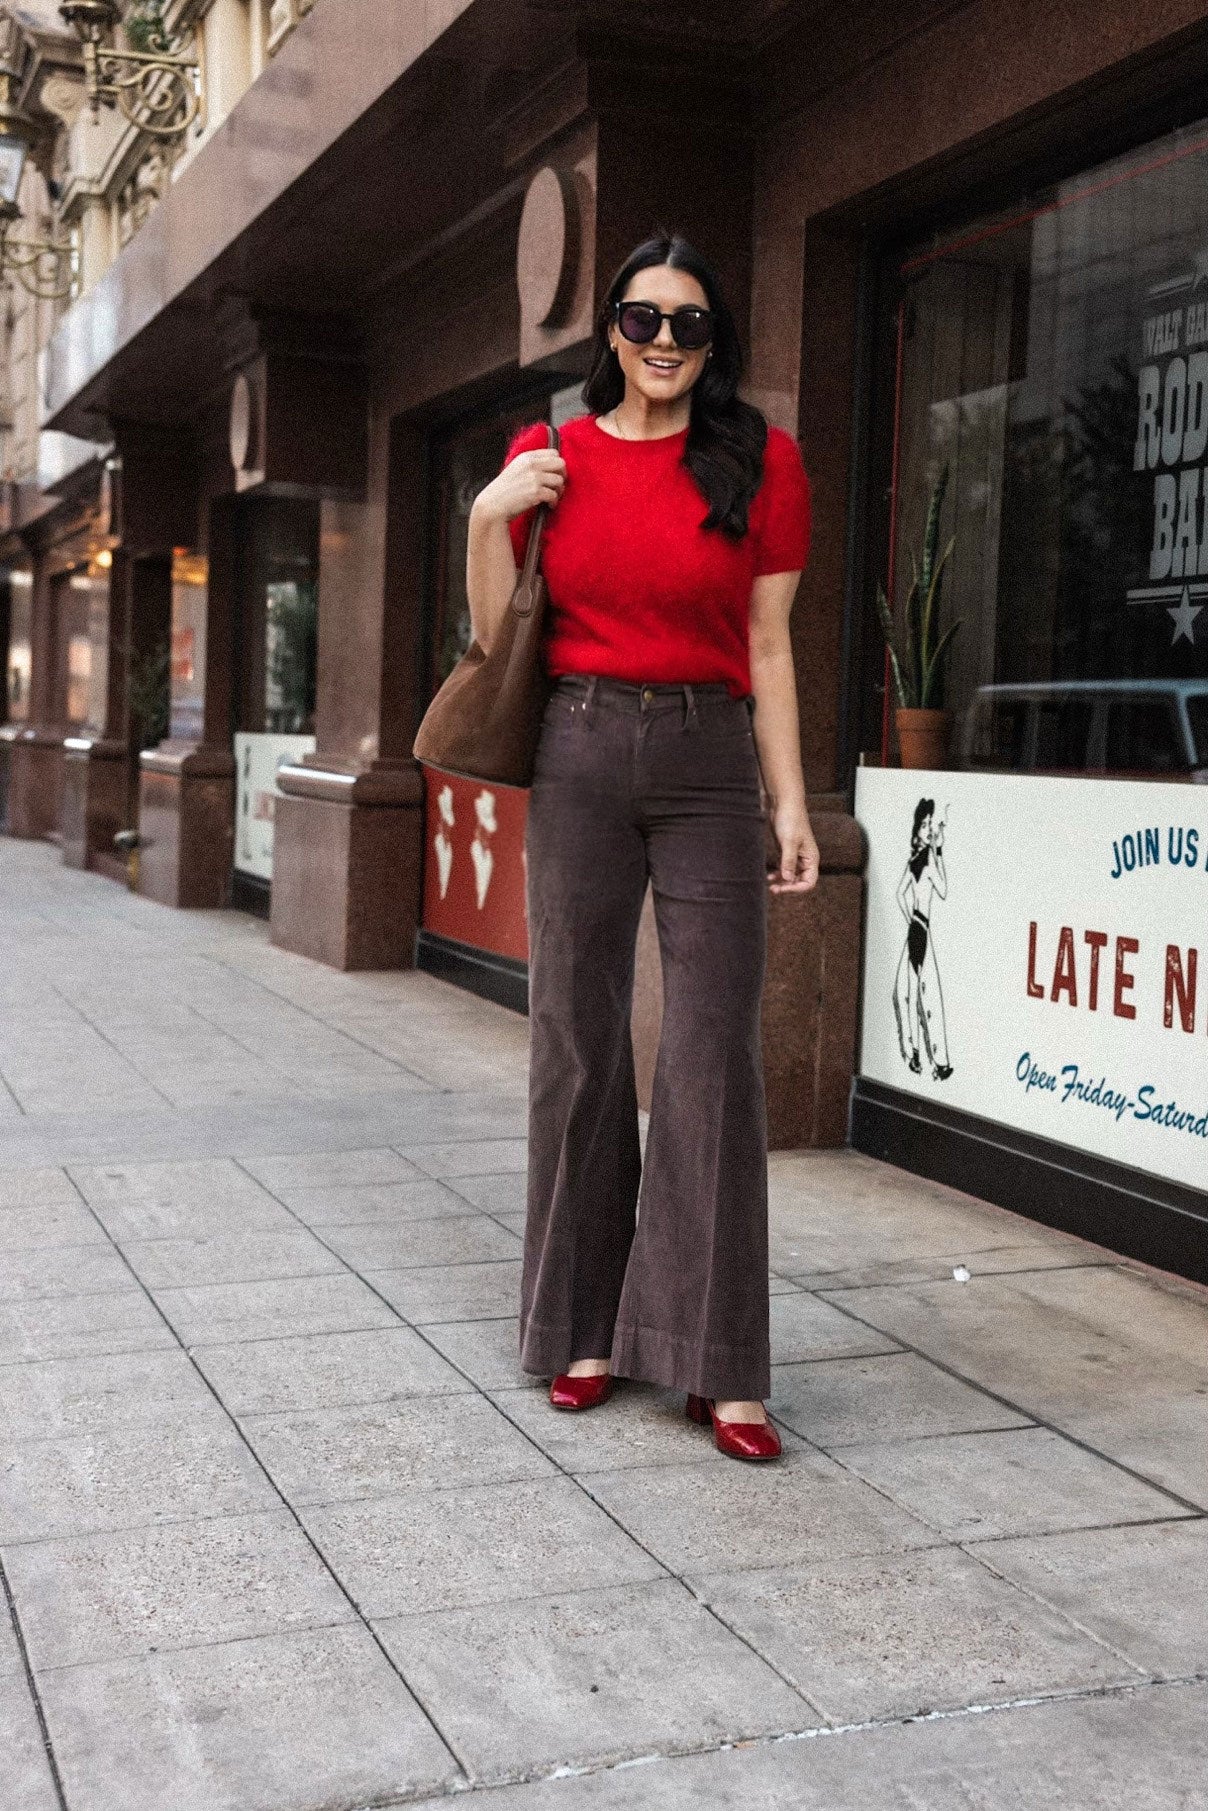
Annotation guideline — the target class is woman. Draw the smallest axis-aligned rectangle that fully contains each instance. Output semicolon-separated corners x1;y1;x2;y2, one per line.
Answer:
465;234;816;1461
893;798;952;1081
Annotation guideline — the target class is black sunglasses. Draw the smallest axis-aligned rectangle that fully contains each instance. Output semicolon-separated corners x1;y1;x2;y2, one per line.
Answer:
613;300;714;351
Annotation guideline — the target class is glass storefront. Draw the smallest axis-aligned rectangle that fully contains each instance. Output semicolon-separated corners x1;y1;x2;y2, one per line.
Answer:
231;498;319;897
862;115;1208;779
5;562;32;726
852;112;1208;1276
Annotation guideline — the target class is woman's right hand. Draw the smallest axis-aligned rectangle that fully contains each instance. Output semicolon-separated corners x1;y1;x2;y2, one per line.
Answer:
474;448;567;524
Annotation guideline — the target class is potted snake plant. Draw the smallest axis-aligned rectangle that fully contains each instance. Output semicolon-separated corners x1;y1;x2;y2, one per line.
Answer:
876;464;963;769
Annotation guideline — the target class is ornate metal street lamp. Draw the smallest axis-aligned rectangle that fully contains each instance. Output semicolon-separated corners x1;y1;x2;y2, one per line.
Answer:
0;16;73;298
58;1;201;137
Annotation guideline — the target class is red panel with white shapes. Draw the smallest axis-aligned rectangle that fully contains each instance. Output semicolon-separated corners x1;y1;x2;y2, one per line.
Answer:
419;766;530;961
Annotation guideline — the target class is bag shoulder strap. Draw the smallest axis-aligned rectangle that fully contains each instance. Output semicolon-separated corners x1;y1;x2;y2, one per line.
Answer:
512;422;559;618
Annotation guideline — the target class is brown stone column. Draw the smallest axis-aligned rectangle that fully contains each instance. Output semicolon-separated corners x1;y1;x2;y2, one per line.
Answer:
95;420;230;909
138;492;235;909
4;556;64;840
584;46;865;1148
272;415;424;970
62;509;138;877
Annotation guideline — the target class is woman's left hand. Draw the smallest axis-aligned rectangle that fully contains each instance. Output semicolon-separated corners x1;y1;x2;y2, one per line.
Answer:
769;802;820;893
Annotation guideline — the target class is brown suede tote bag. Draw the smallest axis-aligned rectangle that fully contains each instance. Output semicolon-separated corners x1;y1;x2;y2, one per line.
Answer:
413;423;559;787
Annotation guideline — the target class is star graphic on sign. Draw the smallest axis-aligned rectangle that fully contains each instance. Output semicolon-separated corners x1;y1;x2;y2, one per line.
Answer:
1168;586;1203;645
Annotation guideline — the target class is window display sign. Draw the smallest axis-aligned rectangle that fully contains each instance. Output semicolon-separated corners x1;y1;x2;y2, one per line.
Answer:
856;767;1208;1193
234;731;316;882
419;766;529;962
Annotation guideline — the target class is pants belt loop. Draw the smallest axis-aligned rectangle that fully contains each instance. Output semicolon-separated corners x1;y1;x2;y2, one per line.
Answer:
683;682;699;731
583;674;599;726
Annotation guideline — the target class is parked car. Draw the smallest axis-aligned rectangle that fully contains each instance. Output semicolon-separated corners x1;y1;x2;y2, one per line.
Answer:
962;679;1208;780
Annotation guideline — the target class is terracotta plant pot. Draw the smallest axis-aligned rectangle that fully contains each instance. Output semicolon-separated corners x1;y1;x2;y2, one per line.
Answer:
895;707;953;770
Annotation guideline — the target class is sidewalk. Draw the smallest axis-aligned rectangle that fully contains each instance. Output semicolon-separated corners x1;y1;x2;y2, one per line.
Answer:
1;837;1206;1811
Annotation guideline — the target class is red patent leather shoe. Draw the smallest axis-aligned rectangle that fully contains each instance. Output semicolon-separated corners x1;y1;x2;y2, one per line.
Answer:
686;1394;781;1461
549;1372;613;1411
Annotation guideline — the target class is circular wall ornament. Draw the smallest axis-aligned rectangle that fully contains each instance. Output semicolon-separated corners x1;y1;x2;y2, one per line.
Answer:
517;164;581;329
228;370;259;473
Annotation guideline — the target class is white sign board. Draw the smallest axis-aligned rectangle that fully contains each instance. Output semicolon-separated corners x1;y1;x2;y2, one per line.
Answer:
234;732;316;882
855;768;1208;1193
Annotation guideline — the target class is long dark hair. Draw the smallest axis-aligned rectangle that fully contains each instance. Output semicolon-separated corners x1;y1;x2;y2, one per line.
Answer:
909;797;935;880
582;232;768;539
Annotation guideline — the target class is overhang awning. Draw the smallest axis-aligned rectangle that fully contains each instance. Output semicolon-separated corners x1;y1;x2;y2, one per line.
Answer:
38;0;572;438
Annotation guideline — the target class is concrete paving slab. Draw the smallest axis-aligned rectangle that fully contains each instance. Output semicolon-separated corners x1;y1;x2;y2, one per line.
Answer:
72;1161;296;1240
0;1242;137;1300
240;1391;554;1505
0;1348;210;1439
444;1170;529;1213
402;1137;528;1178
692;1544;1136;1725
5;844;1208;1807
271;1176;475;1228
192;1325;471;1413
71;1157;294;1207
320;1213;521;1272
38;1623;458;1811
0;1197;107;1249
767;1149;1102;1291
0;1166;79;1208
0;1405;278;1542
0;1288;177;1364
401;1679;1208;1808
0;1663;60;1811
151;1271;399;1344
770;1352;1032;1449
375;1578;810;1780
422;1316;529;1390
822;1267;1208;1504
492;1383;736;1474
4;1507;355;1669
840;1427;1193;1542
120;1228;344;1289
768;1291;902;1362
976;1516;1208;1677
585;1449;937;1576
772;1244;1108;1289
1053;1395;1208;1512
369;1258;524;1325
241;1146;426;1195
303;1476;665;1618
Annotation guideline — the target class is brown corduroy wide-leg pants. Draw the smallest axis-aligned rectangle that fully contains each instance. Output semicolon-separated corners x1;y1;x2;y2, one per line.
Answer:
520;672;771;1401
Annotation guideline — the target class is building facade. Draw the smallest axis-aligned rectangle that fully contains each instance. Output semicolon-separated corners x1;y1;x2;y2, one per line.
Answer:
1;0;1205;1280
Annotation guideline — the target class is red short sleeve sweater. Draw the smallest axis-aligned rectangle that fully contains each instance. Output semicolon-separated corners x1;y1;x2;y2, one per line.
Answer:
503;413;811;698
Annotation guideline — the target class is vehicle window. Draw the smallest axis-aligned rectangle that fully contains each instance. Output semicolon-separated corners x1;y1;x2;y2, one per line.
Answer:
1034;700;1095;770
1186;696;1208;768
1103;698;1184;774
967;696;1029;769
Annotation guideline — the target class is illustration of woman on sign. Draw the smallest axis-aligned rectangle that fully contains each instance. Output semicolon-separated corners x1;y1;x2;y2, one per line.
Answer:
893;797;953;1080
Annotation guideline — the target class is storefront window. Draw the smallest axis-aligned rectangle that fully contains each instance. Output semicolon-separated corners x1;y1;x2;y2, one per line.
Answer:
232;497;319;894
873;115;1208;778
426;401;551;698
236;497;319;737
5;565;32;723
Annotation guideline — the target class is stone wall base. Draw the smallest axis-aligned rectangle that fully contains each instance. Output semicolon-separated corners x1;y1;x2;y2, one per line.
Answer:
62;740;132;873
137;744;236;908
270;778;424;971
